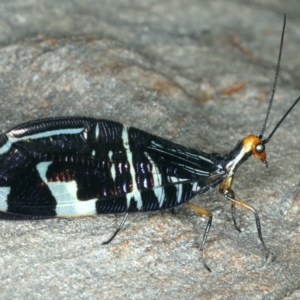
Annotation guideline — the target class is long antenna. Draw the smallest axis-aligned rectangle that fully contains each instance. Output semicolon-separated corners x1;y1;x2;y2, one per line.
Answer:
259;14;286;139
263;96;300;144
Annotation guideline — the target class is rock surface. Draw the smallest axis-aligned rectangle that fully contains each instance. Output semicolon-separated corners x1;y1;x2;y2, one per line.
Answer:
0;0;300;299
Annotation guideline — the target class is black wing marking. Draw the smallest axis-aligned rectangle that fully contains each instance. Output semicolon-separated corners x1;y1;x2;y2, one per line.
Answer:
0;117;226;217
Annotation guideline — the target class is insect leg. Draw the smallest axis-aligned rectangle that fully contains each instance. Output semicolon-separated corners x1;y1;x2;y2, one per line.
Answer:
223;189;275;262
219;176;241;232
102;213;129;245
186;202;213;272
219;176;274;262
231;198;241;232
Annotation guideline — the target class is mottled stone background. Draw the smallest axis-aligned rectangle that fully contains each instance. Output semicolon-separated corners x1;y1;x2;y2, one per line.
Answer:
0;1;299;299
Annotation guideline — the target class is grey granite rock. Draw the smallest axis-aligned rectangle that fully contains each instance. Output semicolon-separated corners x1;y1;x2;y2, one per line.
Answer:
0;0;300;299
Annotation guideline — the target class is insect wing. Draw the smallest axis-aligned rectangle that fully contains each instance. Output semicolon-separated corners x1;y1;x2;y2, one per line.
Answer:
0;117;224;218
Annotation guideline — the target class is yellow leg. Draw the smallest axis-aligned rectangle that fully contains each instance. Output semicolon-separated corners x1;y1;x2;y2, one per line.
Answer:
186;202;213;272
186;202;212;217
219;176;274;262
219;176;241;231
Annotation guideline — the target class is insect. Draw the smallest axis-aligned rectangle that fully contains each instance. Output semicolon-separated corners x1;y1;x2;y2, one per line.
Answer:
0;16;298;271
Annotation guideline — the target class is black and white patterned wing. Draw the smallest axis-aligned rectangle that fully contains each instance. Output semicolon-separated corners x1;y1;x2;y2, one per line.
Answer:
0;117;225;218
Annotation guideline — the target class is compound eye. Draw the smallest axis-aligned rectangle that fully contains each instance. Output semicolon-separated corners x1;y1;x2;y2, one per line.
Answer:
255;143;265;153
